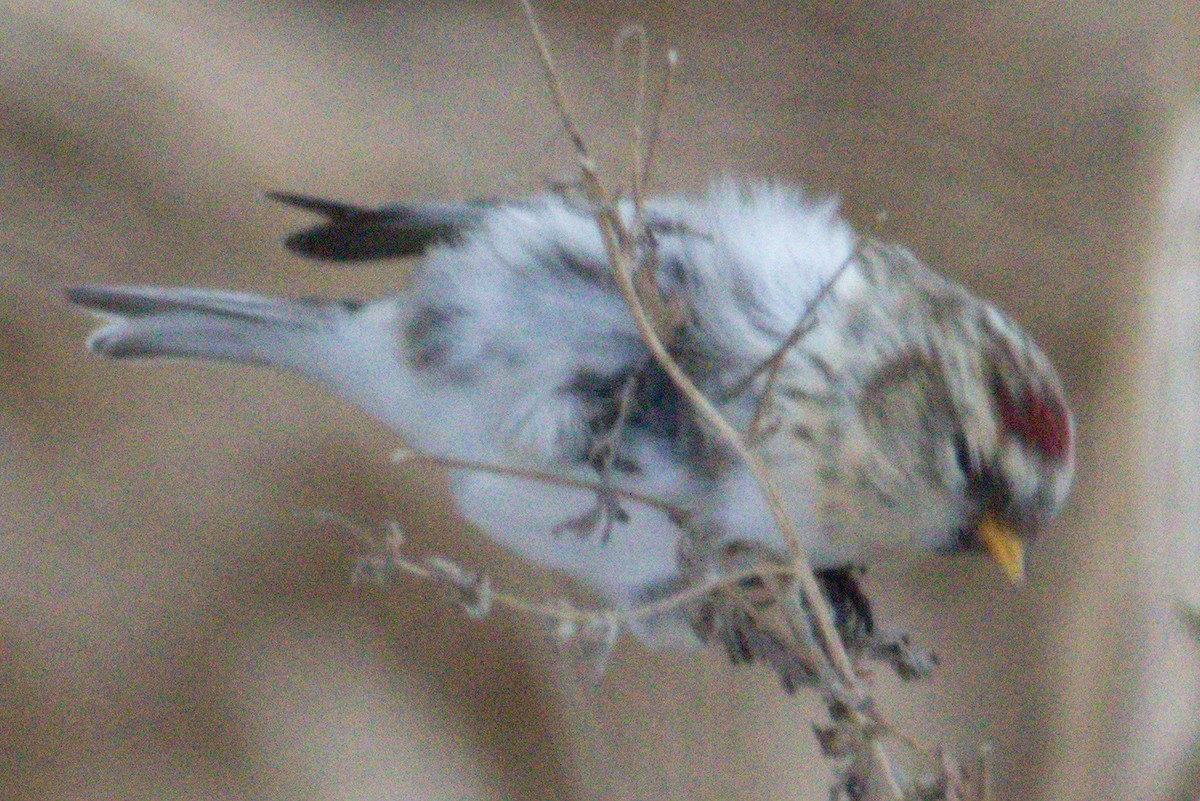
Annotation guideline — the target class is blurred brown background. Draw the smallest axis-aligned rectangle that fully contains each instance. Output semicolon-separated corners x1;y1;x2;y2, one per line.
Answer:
2;1;1199;799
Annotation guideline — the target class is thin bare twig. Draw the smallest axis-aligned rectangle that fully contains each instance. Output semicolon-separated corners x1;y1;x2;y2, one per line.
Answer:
733;244;858;442
872;739;908;800
613;26;681;341
474;5;986;798
393;447;690;523
519;0;589;161
336;508;806;638
613;25;649;202
978;743;994;801
518;0;859;697
638;48;676;204
611;27;676;211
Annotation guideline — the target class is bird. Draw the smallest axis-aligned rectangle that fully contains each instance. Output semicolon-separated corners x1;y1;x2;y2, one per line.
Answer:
65;181;1074;652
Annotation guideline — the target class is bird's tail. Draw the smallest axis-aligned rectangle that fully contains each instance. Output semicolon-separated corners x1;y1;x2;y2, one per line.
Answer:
63;285;356;376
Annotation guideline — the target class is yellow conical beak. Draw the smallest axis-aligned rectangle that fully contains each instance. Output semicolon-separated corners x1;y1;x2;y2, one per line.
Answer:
977;512;1025;583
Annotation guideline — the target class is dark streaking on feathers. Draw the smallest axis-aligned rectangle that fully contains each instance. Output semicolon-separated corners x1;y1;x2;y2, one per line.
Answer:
65;182;1074;648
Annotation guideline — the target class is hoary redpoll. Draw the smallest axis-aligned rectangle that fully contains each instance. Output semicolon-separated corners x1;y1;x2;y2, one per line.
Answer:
66;182;1074;647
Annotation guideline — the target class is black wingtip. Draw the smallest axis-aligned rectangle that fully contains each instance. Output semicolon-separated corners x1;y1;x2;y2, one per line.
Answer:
268;192;480;262
280;230;378;262
266;191;370;221
269;192;392;261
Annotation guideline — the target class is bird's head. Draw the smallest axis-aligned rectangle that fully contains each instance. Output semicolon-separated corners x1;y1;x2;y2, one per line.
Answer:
838;244;1074;581
937;303;1075;581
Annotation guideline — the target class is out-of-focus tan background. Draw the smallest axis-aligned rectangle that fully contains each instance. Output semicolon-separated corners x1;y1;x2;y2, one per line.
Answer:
2;1;1199;799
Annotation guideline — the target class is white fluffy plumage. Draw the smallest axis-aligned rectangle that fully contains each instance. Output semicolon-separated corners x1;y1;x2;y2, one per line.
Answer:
66;181;1074;644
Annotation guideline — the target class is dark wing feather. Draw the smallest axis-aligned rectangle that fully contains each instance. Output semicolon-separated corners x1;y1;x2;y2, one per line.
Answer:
267;191;486;263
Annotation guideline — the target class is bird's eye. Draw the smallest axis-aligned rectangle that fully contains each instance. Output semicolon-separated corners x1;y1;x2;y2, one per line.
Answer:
953;432;973;477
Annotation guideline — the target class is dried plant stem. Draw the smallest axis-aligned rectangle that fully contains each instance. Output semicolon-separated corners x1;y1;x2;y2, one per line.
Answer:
517;0;859;696
394;448;689;522
614;25;650;201
978;744;994;801
519;0;592;173
509;6;990;798
744;248;858;441
611;27;676;208
637;48;675;203
339;509;802;634
873;740;908;800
